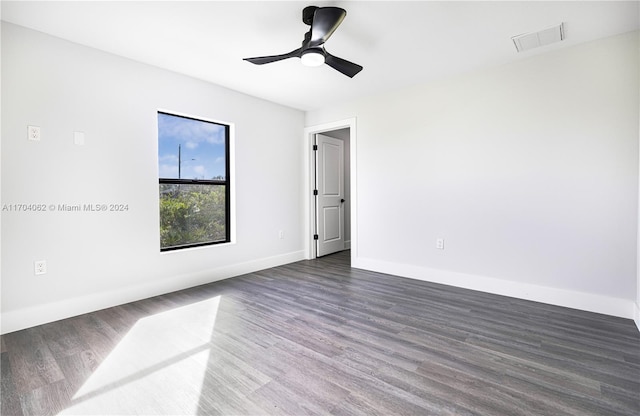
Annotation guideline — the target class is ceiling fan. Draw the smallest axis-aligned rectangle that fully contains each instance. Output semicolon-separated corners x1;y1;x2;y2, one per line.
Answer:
243;6;363;78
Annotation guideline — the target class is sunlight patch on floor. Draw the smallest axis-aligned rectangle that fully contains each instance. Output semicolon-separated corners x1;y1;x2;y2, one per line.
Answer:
58;296;221;415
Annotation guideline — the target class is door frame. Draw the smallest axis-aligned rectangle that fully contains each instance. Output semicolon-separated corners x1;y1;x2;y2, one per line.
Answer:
315;133;345;257
303;118;357;260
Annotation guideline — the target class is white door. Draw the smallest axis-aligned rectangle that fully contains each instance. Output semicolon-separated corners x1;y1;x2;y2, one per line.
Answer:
315;134;345;257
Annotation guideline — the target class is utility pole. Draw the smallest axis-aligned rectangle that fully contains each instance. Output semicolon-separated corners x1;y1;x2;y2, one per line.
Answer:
177;144;195;179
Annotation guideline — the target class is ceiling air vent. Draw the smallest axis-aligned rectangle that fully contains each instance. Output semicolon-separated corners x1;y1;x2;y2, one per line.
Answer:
512;23;565;52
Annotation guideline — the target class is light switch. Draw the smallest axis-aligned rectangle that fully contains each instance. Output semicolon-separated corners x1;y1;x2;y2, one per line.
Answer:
74;131;85;146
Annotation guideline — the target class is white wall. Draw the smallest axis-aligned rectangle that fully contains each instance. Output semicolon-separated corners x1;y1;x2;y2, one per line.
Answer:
637;31;640;331
1;23;306;333
307;31;640;319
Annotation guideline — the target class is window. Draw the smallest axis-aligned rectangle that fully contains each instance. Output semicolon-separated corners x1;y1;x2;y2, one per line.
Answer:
158;112;230;251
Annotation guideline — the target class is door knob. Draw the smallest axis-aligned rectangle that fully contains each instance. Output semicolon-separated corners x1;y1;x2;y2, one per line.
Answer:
341;199;345;203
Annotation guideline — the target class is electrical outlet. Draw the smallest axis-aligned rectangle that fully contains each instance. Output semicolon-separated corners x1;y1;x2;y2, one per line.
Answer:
278;230;284;239
34;260;47;275
28;125;41;141
436;238;445;250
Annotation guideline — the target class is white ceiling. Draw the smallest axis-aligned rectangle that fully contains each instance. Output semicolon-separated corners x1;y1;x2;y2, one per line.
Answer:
2;1;639;111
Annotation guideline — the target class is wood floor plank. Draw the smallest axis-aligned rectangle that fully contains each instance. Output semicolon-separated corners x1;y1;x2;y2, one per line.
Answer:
3;328;65;395
1;352;25;416
18;379;73;416
1;250;638;415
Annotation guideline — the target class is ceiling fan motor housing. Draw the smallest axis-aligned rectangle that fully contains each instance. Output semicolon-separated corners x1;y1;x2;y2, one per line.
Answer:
302;6;319;25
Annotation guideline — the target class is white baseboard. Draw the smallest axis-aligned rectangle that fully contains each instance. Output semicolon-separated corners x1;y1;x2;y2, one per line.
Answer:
1;250;305;334
353;257;636;320
635;302;640;332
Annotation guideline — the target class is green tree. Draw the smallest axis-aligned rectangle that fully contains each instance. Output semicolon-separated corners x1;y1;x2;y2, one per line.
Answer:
159;184;226;249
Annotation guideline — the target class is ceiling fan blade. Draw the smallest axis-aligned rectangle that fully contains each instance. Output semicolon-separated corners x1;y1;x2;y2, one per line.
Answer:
325;52;363;78
310;7;346;45
244;48;302;65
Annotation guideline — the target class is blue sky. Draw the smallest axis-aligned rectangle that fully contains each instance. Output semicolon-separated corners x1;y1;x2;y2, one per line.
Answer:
158;113;226;180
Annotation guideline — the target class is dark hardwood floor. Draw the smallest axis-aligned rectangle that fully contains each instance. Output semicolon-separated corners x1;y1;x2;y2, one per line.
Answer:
2;250;639;415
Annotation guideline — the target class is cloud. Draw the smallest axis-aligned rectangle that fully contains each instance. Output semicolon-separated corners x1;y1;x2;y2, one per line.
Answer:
159;163;178;178
192;165;206;176
158;113;225;146
159;154;177;163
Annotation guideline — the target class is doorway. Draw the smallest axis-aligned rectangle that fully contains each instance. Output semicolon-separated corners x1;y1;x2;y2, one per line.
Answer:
304;118;356;260
315;132;347;257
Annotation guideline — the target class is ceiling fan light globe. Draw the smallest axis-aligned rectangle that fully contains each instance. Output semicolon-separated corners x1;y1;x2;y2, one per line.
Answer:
301;50;325;67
